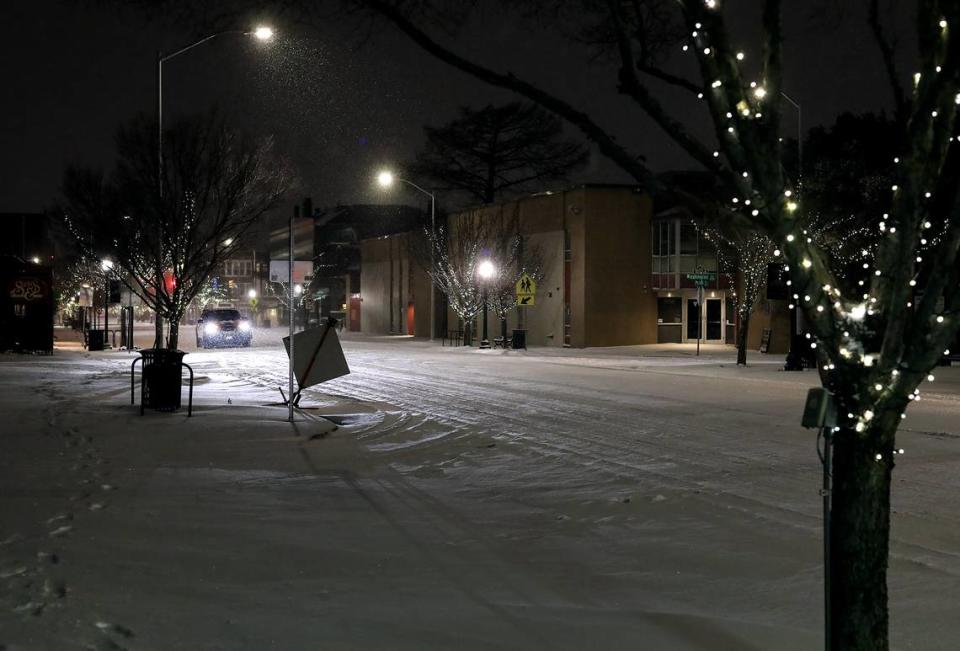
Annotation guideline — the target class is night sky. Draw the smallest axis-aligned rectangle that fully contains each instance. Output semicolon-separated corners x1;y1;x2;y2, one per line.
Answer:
2;1;913;218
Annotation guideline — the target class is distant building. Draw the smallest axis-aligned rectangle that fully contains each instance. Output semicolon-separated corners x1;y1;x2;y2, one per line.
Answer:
265;202;426;329
1;255;54;353
359;184;791;352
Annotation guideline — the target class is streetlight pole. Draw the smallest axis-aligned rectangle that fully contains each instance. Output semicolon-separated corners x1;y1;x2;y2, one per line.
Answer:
101;259;114;350
376;171;437;341
157;26;275;198
781;92;802;198
781;91;805;372
477;259;495;349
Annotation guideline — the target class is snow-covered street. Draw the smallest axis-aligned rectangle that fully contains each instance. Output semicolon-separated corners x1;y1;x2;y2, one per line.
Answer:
2;333;960;649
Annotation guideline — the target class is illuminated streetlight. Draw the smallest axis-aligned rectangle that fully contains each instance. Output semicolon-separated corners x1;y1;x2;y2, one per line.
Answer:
99;259;115;348
293;284;303;296
477;259;496;349
477;260;495;280
375;168;437;341
31;256;40;264
377;170;395;188
248;288;257;299
252;26;274;41
158;25;276;197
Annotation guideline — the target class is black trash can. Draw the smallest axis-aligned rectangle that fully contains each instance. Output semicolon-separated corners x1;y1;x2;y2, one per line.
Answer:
140;349;186;411
511;329;527;350
87;329;105;351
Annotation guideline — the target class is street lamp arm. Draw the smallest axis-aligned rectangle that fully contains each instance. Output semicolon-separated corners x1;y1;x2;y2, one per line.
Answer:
780;91;800;111
398;177;435;200
160;30;247;63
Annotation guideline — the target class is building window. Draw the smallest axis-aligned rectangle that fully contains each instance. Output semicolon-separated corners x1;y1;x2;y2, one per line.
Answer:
652;218;722;286
652;221;676;275
223;260;253;277
679;223;698;255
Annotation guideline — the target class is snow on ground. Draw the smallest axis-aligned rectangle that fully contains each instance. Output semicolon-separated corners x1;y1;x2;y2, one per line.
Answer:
2;328;960;649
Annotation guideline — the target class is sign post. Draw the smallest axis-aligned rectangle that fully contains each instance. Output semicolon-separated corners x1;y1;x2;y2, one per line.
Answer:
685;268;717;356
511;273;537;350
288;207;295;423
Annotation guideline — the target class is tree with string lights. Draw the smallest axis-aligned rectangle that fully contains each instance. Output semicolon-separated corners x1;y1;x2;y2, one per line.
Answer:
346;2;960;647
699;224;773;366
62;112;290;350
416;212;490;345
484;210;549;342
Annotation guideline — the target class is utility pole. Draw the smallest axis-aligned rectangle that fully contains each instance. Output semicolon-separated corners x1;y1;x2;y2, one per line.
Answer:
288;205;295;423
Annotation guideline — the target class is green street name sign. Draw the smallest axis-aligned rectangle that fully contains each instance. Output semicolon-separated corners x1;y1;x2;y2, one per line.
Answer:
685;272;717;285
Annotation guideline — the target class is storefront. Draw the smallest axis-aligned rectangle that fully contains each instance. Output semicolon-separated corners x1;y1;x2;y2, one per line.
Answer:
656;289;733;344
652;207;734;345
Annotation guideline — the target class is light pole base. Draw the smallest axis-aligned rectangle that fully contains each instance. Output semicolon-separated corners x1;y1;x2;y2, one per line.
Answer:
479;339;491;349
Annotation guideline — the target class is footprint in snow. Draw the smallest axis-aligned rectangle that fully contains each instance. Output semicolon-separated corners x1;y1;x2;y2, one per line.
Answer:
95;622;134;638
88;502;107;512
46;514;73;526
48;526;72;538
43;578;67;600
0;566;28;579
93;621;135;649
12;600;44;616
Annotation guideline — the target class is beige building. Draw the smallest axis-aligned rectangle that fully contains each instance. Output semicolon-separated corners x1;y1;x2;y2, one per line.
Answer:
359;233;432;337
359;184;790;353
361;185;656;347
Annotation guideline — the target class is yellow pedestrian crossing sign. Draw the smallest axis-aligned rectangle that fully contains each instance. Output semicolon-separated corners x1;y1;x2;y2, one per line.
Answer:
516;273;536;306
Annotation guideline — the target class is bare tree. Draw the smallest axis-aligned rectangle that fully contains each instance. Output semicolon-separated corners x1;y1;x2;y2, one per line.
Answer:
411;102;588;206
62;112;291;349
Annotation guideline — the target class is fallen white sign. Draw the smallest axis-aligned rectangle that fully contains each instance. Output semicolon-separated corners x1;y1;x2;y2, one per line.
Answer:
282;320;350;390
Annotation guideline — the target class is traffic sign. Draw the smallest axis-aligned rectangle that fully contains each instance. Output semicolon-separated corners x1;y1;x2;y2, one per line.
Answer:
516;273;537;306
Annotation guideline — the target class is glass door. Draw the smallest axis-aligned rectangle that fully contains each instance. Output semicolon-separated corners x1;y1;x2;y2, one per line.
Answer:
706;298;723;341
686;298;701;341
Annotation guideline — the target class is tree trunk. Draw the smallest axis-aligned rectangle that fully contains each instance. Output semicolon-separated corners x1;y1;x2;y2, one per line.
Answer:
736;312;750;366
153;315;163;350
167;316;180;350
829;421;895;650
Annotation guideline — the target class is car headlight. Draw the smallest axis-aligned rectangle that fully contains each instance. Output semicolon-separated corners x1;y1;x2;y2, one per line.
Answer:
239;320;251;332
204;322;220;335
